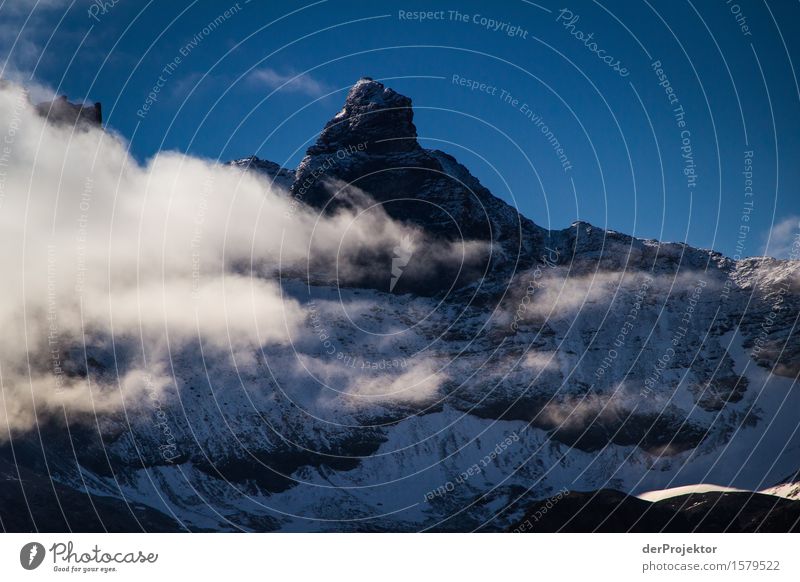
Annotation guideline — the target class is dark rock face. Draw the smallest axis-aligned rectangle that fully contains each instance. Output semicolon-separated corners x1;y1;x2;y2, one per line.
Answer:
511;490;690;533
291;78;546;283
0;457;183;532
228;155;294;190
546;410;708;454
691;375;749;411
35;95;102;127
511;489;800;533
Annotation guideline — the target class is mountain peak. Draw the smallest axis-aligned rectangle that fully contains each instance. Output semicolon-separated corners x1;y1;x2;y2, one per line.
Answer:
284;77;546;289
313;77;417;155
339;77;410;111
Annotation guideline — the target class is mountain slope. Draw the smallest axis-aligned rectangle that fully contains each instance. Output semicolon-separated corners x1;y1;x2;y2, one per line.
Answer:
2;78;799;532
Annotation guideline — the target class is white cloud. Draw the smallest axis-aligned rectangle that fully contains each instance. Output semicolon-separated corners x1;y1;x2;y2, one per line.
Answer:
0;80;483;440
296;355;447;406
521;351;560;374
763;215;800;260
1;0;69;11
248;68;331;97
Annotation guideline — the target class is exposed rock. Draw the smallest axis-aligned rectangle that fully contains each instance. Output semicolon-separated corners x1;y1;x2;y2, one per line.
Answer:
228;155;294;190
35;95;102;127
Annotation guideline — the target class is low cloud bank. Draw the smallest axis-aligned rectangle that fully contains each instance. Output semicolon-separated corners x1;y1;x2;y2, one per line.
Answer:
0;82;477;439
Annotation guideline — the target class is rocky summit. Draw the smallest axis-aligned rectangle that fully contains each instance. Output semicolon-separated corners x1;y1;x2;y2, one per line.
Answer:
291;78;546;268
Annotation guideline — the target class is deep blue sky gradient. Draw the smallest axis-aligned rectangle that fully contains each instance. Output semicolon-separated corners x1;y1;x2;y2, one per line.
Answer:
3;0;799;258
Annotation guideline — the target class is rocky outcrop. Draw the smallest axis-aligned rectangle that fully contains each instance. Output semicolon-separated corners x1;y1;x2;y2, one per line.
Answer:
35;95;101;127
228;155;294;190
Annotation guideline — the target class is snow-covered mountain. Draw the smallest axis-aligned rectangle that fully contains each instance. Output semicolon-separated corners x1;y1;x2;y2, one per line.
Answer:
2;78;799;532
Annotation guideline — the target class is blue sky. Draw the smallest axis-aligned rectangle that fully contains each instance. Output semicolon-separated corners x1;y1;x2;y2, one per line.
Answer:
2;0;798;259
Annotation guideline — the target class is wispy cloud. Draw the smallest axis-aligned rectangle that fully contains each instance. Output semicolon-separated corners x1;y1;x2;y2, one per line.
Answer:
763;215;800;259
0;1;69;101
0;0;69;14
248;68;331;97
